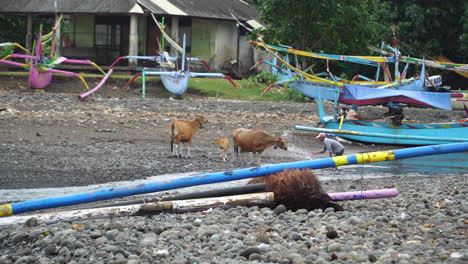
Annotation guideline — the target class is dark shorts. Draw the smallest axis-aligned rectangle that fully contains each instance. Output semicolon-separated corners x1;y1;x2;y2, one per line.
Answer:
334;149;344;156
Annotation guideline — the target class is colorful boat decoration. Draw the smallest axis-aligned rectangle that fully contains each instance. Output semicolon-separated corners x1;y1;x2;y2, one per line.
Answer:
256;42;452;111
127;14;238;98
253;40;467;98
0;16;105;89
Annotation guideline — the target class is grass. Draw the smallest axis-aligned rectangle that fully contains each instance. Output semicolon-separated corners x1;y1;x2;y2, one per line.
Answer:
187;76;312;103
0;71;311;102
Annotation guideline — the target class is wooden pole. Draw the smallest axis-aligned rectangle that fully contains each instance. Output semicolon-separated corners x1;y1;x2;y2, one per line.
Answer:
0;192;274;226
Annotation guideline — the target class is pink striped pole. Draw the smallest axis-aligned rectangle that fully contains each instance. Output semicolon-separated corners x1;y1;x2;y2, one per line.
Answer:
328;188;398;201
8;54;36;60
63;59;93;65
79;69;114;99
0;60;28;68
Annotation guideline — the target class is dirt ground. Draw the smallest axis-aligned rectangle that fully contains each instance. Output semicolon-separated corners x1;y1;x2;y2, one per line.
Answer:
0;75;465;192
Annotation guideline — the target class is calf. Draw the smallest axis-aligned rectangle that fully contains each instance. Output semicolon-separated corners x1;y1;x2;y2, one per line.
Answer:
169;115;208;157
213;137;229;161
232;128;287;162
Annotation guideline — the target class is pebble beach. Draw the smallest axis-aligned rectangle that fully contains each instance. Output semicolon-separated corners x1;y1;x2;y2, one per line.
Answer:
0;174;467;264
0;85;467;263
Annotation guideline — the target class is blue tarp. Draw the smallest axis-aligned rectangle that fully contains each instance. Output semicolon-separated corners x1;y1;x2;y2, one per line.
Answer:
342;84;452;110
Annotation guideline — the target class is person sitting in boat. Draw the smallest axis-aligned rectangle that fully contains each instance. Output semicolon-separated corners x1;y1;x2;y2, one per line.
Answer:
382;102;405;125
312;133;345;157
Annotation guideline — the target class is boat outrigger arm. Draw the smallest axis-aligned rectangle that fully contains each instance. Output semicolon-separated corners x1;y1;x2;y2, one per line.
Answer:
0;42;31;55
251;41;395;67
255;37;344;87
369;45;468;72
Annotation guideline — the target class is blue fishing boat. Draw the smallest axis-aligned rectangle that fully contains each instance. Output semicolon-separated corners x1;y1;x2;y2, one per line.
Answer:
253;39;467;145
310;99;468;145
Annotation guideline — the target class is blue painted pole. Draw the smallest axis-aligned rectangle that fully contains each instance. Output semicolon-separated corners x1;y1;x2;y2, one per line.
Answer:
1;142;467;216
295;125;468;143
141;70;146;99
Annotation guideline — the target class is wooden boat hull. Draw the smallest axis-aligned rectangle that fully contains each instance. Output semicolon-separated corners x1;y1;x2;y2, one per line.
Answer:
28;66;52;89
161;74;189;96
323;119;468;145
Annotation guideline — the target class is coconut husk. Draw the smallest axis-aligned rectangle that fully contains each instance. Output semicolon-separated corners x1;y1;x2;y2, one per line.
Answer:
247;169;342;211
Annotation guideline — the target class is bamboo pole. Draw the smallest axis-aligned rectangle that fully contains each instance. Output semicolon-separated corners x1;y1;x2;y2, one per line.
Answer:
77;183;267;210
0;192;274;226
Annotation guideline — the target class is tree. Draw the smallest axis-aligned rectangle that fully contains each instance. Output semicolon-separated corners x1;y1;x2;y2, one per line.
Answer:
0;16;26;44
254;0;385;77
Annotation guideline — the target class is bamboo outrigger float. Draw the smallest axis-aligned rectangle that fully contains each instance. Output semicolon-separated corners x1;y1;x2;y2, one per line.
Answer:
1;142;467;217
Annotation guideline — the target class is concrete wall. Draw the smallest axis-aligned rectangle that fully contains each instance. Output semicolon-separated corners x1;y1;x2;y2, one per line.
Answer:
239;35;253;73
252;47;272;73
192;18;239;72
214;20;237;71
191;18;216;65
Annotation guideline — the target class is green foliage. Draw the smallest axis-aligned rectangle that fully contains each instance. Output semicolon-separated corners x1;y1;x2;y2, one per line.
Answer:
367;0;467;63
284;86;309;102
248;71;279;84
257;0;376;54
461;11;468;59
0;16;26;44
0;46;14;58
254;0;385;76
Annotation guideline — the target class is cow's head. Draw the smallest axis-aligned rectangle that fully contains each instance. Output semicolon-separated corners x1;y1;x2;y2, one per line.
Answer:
195;115;208;128
274;136;288;150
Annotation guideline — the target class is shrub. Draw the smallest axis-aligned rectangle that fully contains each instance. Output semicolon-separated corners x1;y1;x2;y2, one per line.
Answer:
249;71;279;84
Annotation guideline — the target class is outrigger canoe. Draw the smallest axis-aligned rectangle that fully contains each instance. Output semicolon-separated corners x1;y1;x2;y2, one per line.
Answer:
298;99;468;145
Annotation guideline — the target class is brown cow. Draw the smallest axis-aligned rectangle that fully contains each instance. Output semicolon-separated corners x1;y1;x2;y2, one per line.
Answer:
232;128;287;162
213;137;230;161
169;115;208;157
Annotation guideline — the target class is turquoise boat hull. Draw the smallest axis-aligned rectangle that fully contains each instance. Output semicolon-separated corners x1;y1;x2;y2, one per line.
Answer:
322;119;468;145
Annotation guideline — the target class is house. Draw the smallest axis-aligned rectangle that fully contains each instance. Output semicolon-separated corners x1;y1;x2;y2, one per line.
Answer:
0;0;264;75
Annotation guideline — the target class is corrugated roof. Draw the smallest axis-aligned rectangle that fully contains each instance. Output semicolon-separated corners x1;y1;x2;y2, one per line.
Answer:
137;0;260;21
246;20;264;29
0;0;143;14
0;0;260;23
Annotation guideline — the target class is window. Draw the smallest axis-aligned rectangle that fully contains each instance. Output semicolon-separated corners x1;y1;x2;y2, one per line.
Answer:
95;24;120;50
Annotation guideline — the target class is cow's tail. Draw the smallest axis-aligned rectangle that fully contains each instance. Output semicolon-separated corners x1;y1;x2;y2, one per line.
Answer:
170;123;175;153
